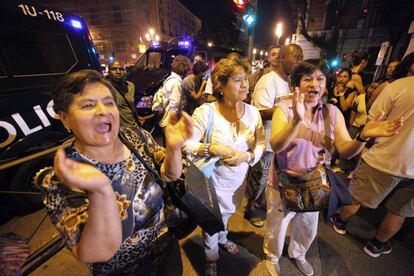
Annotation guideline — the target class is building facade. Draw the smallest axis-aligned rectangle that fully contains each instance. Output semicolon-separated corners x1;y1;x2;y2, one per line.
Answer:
292;0;413;74
41;0;201;65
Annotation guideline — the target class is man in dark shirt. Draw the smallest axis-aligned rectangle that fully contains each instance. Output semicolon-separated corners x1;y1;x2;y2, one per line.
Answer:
181;61;209;115
108;60;137;127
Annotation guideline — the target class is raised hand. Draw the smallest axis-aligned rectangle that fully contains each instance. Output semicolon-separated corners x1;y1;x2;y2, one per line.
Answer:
362;112;403;138
292;87;305;123
165;111;194;150
54;148;111;193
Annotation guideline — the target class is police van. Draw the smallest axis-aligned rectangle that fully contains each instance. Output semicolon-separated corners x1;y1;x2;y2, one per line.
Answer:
128;40;241;123
0;1;101;212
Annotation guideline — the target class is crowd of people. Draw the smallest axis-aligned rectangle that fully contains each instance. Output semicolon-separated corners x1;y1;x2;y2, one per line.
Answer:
35;43;413;276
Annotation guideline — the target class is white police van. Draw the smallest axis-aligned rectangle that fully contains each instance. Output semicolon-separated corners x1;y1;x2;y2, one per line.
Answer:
0;1;101;212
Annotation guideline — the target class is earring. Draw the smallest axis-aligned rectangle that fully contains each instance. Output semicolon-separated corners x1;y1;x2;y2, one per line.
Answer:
66;129;71;133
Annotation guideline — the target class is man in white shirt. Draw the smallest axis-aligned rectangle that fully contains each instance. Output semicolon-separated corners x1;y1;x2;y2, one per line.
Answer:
245;44;303;227
159;55;191;128
332;76;414;258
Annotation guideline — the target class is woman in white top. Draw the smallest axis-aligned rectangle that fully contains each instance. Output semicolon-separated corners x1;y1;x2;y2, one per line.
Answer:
184;56;265;276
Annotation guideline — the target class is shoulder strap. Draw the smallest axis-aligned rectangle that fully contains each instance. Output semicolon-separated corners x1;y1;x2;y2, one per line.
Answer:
204;104;215;143
118;130;167;193
322;104;332;166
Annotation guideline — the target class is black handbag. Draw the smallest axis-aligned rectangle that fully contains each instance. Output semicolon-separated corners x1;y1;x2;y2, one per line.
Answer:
119;129;224;238
278;104;352;218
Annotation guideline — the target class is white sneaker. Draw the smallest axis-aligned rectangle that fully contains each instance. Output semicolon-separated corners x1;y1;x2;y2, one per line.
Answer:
265;258;280;276
295;258;314;276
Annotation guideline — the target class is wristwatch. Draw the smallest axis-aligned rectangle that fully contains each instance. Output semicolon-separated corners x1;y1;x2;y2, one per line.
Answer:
355;127;369;143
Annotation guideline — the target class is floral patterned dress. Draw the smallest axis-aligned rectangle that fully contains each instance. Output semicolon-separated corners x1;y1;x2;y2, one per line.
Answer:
38;127;172;275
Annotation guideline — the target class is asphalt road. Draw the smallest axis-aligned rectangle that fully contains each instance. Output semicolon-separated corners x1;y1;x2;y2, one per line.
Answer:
1;196;413;276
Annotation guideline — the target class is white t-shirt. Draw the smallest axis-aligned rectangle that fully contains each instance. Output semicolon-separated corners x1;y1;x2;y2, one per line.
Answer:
159;72;182;127
251;71;290;151
363;76;414;178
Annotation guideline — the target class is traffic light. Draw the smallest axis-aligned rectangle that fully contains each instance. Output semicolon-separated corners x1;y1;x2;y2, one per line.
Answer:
362;7;368;17
233;0;247;10
243;13;255;28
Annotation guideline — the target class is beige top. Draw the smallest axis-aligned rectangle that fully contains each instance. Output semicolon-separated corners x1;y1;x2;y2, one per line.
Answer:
363;76;414;178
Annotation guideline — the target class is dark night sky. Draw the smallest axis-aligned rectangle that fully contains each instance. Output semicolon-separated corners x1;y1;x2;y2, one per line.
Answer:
180;0;294;47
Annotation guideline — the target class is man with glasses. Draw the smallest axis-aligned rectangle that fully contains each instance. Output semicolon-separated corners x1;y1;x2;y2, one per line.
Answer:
108;60;137;127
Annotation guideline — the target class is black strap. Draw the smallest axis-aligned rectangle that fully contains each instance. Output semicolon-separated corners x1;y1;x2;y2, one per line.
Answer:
118;130;168;193
322;104;332;165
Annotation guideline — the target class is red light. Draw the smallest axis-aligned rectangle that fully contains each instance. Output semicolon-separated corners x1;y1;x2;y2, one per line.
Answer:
233;0;247;10
362;7;368;16
342;53;349;59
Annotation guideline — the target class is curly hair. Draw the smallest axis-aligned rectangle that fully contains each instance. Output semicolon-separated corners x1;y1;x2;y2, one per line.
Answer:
211;56;250;101
171;55;192;78
291;59;329;87
51;69;117;113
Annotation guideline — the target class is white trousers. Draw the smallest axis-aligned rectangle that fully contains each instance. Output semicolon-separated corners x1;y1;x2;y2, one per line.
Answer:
203;213;231;262
263;185;319;261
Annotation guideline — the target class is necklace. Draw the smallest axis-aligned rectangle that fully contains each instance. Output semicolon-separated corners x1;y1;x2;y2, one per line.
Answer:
74;145;135;172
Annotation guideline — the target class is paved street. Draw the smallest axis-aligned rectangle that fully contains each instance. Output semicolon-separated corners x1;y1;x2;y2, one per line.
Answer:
1;196;413;276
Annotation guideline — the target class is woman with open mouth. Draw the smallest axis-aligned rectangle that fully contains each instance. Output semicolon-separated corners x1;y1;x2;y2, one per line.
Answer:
36;69;193;275
264;59;402;276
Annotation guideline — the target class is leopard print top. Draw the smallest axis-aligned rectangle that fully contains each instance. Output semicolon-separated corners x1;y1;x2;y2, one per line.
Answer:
40;127;173;275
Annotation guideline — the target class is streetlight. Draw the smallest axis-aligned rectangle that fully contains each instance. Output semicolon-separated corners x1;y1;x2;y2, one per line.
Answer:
145;28;160;44
260;50;263;60
253;48;257;60
275;22;283;46
207;41;213;47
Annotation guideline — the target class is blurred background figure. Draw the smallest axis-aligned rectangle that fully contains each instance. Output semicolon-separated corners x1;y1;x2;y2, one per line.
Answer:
108;60;137;127
180;60;210;115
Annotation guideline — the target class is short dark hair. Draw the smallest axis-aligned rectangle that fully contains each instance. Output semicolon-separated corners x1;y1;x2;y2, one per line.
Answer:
268;44;281;53
337;67;352;79
211;56;250;101
52;69;117;113
291;59;329;87
391;52;414;80
351;50;369;67
171;55;192;77
193;61;209;75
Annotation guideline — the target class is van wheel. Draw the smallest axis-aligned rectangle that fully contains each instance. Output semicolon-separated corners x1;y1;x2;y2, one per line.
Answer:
9;153;54;211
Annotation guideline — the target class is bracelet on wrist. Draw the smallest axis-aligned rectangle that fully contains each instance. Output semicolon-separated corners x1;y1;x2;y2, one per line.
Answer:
203;143;210;156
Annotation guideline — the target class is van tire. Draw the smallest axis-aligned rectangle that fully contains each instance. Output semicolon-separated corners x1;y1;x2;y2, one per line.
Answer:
9;154;54;211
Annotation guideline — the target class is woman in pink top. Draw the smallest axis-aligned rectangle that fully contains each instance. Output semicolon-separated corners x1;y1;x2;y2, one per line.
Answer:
264;59;402;276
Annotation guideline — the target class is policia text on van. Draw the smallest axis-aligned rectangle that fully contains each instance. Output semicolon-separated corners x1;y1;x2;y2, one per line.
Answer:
0;1;101;212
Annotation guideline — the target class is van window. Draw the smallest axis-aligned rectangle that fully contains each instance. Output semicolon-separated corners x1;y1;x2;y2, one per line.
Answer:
1;28;77;77
147;52;161;69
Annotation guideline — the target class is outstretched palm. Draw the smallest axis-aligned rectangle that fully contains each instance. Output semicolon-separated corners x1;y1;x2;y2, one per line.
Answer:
292;87;305;122
54;148;111;193
362;112;403;138
165;111;194;150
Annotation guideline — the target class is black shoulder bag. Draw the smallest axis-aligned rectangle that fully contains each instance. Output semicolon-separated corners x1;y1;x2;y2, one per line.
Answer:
119;128;224;238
